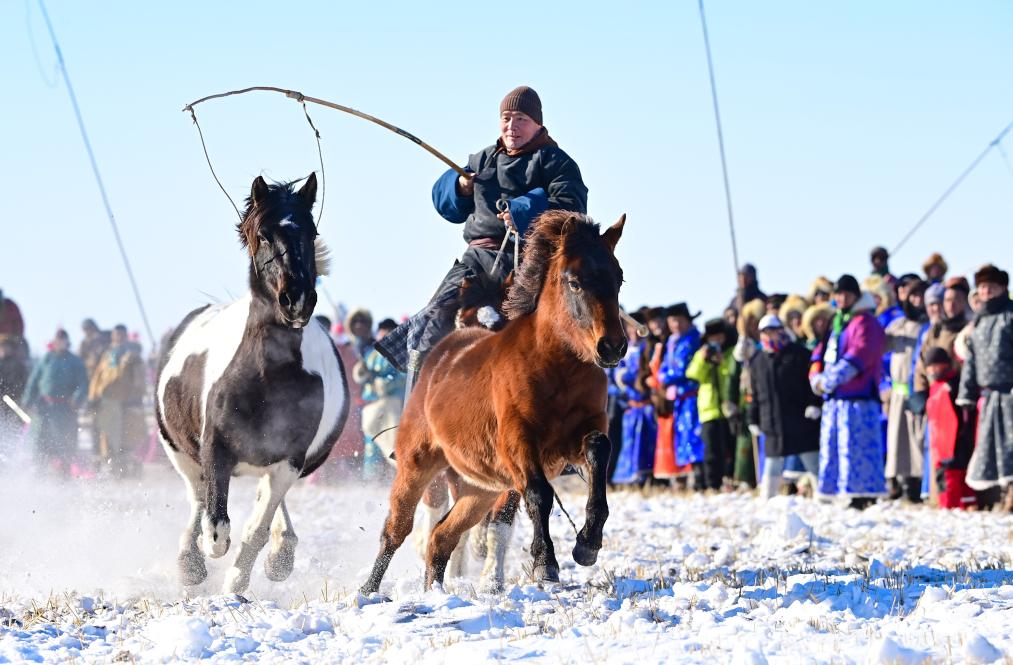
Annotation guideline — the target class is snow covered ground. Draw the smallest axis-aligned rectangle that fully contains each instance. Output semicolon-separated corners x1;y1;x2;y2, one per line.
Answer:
2;464;1013;664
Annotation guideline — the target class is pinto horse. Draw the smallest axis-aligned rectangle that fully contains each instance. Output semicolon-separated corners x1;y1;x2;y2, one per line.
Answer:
362;210;627;594
156;174;349;594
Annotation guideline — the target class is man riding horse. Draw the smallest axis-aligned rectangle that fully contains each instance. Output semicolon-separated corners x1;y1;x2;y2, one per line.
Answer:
376;86;588;385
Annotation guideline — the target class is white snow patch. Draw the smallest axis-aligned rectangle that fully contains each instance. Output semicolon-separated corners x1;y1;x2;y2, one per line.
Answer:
145;616;213;659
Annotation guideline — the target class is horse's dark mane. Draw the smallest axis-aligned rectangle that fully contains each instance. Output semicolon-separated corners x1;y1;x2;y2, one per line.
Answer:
503;210;605;320
459;272;508;310
237;179;312;249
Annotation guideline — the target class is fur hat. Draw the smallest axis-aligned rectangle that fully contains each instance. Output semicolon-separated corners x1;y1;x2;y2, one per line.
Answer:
944;276;970;295
974;263;1009;288
778;294;809;323
345;308;373;331
737;298;767;336
922;252;948;276
808;276;833;302
801;303;834;341
870;246;889;262
862;275;895;314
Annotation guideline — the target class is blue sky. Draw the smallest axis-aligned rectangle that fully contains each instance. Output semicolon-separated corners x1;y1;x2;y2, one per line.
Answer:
3;1;1011;352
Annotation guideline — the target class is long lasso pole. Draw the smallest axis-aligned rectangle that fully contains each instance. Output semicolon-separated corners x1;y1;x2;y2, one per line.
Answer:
183;86;469;177
891;120;1013;256
698;0;741;282
38;0;156;348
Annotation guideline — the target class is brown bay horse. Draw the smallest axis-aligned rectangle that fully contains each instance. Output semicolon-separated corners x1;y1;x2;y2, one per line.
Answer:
416;271;521;590
361;210;627;594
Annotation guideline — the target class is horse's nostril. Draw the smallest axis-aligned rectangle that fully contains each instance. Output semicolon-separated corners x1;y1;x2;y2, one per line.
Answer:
279;292;293;310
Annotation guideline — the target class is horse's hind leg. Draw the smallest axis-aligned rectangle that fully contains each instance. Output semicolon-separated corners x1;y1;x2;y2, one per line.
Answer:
444;470;471;579
360;445;444;596
223;463;299;594
572;431;612;567
163;441;207;586
426;485;497;589
264;499;297;582
413;472;449;558
478;490;520;593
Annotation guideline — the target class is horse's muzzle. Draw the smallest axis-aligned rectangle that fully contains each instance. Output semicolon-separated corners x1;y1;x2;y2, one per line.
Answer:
279;288;316;328
595;336;627;368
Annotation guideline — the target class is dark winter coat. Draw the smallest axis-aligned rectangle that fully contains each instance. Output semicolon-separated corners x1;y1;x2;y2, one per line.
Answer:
431;129;588;241
748;342;821;458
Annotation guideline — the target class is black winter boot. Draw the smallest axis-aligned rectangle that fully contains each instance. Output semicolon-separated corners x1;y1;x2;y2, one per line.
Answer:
848;497;876;511
903;478;923;504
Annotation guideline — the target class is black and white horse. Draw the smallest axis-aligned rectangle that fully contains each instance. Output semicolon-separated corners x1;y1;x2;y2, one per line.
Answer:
155;173;348;594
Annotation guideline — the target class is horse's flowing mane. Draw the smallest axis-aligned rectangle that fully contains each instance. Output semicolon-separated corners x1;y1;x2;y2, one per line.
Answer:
238;179;311;247
503;210;602;320
236;178;330;276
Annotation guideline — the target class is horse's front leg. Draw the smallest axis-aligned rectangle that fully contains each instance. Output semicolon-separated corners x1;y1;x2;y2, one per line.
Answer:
200;443;235;559
521;471;560;583
572;430;611;567
223;463;299;594
164;443;208;586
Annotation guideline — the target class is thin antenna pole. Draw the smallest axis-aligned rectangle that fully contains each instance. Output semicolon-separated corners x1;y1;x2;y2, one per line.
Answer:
37;0;155;348
698;0;741;279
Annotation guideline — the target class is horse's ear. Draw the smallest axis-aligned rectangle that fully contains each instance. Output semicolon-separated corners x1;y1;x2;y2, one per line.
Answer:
560;214;578;237
602;214;626;251
502;271;515;291
251;176;270;206
298;172;318;207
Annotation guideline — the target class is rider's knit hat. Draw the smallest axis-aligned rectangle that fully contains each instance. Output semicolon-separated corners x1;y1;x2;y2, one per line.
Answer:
500;86;543;125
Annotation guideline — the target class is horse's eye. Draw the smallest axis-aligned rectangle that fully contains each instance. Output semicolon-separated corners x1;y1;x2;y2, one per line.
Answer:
257;233;270;246
567;279;582;293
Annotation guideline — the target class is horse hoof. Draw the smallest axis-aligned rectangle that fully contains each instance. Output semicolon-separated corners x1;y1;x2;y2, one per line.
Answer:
353;592;391;608
533;564;559;583
200;520;231;558
177;551;207;586
223;566;250;595
572;542;600;567
477;577;505;594
264;547;295;582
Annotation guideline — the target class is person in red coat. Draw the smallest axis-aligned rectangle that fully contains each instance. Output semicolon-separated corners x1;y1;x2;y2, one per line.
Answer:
924;347;978;509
